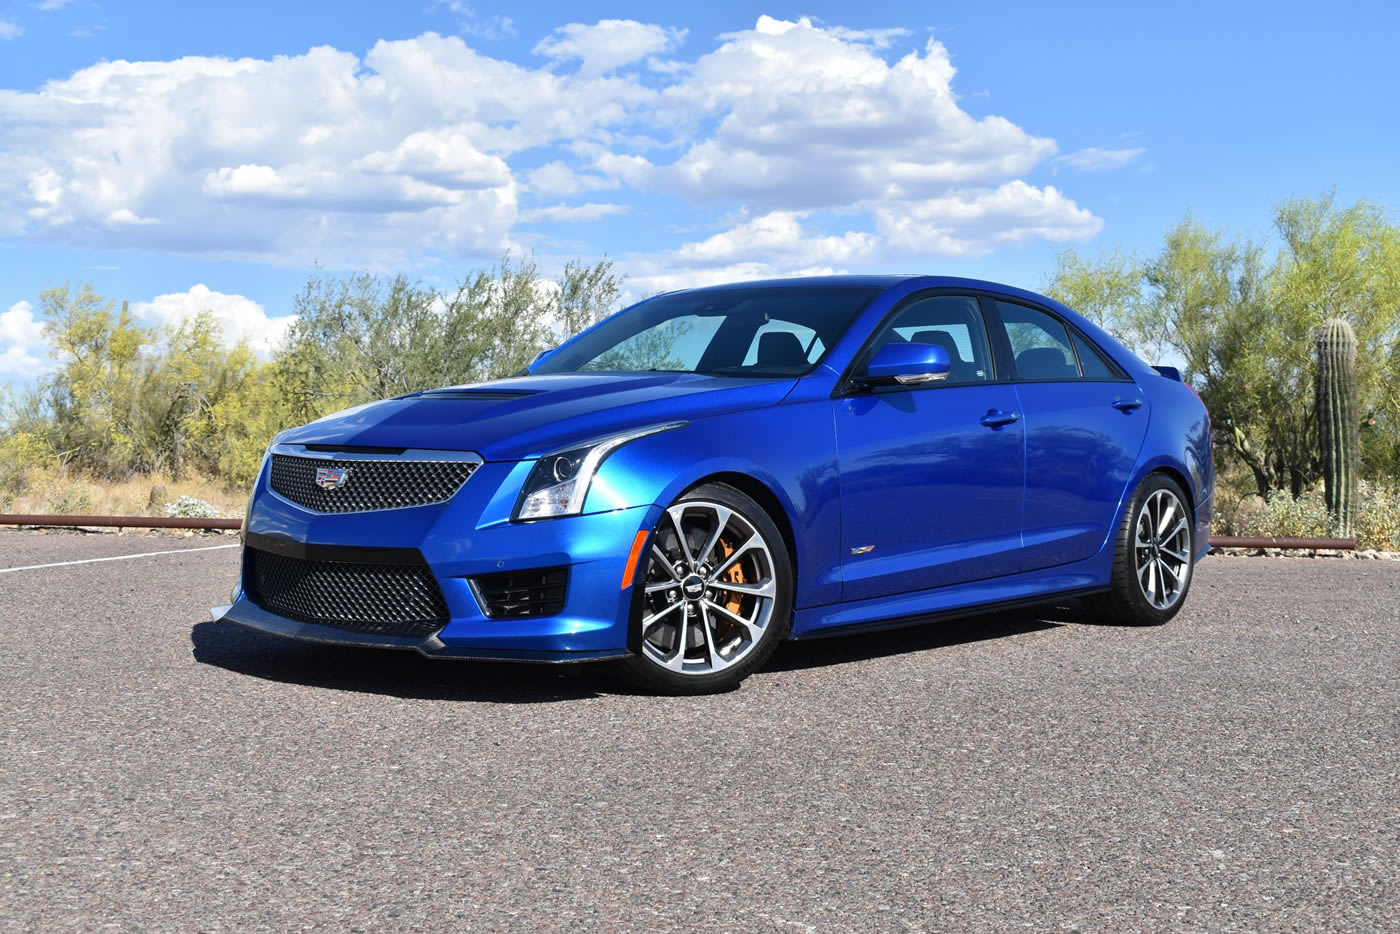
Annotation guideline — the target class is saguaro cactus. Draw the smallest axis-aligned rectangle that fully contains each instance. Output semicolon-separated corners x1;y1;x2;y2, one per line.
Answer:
1316;318;1359;537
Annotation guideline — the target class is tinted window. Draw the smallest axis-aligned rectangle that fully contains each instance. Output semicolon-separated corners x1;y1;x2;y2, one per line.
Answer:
1071;331;1119;379
997;301;1080;381
534;286;880;377
866;295;993;385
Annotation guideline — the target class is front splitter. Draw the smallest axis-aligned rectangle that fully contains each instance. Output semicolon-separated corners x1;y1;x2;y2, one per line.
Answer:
216;598;629;663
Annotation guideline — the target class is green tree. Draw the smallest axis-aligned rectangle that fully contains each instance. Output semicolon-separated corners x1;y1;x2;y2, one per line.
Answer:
277;254;625;418
1046;194;1400;498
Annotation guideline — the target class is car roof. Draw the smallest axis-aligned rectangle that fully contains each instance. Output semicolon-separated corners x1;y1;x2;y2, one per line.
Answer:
668;274;1043;299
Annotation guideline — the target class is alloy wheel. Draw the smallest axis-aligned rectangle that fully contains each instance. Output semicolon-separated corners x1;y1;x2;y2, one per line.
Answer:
638;500;778;675
1134;488;1191;611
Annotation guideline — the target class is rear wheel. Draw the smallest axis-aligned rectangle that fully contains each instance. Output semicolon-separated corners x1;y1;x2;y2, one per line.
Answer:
613;483;792;695
1086;473;1195;625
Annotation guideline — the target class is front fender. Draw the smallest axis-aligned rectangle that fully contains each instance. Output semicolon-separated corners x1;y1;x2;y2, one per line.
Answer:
585;400;843;608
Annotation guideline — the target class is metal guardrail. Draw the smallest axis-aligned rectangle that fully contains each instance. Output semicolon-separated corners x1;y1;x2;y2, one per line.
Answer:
0;514;1359;550
1208;535;1355;550
0;514;242;531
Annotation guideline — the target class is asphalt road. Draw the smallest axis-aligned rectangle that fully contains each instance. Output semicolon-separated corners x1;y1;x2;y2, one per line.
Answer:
1;529;1397;933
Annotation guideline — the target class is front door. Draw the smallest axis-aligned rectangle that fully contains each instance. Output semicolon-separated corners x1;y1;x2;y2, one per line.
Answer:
834;294;1025;603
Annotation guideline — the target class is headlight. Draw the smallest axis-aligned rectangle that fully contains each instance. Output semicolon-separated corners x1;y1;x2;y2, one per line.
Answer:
513;422;685;521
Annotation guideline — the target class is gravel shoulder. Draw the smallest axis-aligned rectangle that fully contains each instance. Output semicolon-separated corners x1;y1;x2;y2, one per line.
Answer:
1;531;1397;932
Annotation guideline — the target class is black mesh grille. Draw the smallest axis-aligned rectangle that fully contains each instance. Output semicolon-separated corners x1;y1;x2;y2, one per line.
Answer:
270;454;477;513
471;567;568;618
244;547;449;638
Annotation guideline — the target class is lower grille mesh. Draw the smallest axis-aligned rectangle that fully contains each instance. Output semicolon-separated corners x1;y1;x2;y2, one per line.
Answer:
245;547;448;638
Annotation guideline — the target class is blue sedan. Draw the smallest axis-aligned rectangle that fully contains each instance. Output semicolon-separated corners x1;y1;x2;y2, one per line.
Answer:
220;275;1213;694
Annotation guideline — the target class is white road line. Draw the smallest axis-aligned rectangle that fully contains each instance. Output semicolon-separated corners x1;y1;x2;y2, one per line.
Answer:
0;543;239;574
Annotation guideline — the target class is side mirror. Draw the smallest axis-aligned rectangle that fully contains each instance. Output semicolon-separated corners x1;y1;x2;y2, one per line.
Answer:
861;342;951;386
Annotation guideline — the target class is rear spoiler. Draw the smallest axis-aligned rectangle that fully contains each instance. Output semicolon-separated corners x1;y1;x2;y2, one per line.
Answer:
1151;365;1182;381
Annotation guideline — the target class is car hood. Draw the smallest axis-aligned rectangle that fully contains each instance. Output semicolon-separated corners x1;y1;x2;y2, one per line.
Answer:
277;372;797;461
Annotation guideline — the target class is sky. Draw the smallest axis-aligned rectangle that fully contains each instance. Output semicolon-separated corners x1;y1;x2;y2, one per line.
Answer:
2;0;1398;387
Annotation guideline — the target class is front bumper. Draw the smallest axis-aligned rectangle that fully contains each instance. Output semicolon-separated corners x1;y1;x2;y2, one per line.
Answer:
223;457;659;662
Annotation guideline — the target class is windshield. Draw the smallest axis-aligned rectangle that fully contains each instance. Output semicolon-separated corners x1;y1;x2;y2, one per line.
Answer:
532;286;883;377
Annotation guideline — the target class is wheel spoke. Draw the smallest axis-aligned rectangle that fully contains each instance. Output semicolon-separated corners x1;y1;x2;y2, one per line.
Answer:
698;604;735;671
1162;546;1189;563
641;599;684;631
651;545;682;581
645;581;681;594
703;598;763;642
1165;518;1189;547
666;506;696;571
709;577;776;599
1155;494;1175;536
708;534;760;581
694;505;735;571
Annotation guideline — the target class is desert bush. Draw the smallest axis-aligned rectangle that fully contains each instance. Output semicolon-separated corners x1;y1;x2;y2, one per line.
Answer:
1233;487;1333;539
165;495;221;519
1356;482;1400;551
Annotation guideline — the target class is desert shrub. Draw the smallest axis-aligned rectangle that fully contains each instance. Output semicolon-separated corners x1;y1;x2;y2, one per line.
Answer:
0;430;55;499
1356;482;1400;551
1233;487;1333;539
42;484;93;514
165;495;220;519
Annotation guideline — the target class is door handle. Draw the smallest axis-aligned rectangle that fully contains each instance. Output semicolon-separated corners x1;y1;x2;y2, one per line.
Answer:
1112;399;1145;412
979;410;1021;428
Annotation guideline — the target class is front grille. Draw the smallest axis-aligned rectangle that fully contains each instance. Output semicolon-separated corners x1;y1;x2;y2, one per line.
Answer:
470;567;568;618
244;547;449;638
270;454;477;513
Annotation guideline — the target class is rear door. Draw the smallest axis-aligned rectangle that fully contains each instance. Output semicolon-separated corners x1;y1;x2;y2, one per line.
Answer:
989;299;1150;571
834;294;1025;602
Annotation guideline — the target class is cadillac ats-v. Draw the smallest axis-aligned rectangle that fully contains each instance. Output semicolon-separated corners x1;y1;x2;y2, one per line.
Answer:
218;276;1213;694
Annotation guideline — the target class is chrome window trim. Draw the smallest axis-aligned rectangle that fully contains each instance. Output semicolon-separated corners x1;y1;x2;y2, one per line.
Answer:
267;443;484;515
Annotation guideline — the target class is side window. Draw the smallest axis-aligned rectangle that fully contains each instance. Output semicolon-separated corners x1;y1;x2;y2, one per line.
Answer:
866;295;994;385
1071;331;1119;379
996;301;1080;381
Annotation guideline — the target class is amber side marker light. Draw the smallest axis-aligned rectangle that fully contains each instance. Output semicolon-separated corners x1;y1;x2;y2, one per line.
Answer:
620;530;650;590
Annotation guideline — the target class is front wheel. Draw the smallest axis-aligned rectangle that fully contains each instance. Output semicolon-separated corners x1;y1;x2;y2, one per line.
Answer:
1086;473;1196;625
612;483;793;695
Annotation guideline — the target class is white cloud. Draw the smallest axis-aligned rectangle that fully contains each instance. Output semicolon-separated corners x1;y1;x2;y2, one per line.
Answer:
518;202;628;223
130;285;294;355
0;15;1108;270
524;161;618;196
673;211;877;267
609;16;1057;210
0;301;50;380
535;20;686;76
0;19;22;39
1054;147;1146;171
37;0;75;10
875;182;1102;254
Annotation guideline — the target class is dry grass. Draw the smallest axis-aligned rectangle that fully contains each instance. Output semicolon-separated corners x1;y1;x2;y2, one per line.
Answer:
0;467;246;518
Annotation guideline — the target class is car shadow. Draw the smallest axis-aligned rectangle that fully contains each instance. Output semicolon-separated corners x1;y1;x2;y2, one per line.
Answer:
766;606;1070;673
190;620;614;703
191;600;1086;702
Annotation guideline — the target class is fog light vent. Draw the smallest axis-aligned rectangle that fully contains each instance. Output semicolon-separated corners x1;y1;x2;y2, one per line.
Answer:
470;567;568;618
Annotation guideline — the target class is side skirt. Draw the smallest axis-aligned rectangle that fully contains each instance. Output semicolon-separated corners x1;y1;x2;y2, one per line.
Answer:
791;558;1111;640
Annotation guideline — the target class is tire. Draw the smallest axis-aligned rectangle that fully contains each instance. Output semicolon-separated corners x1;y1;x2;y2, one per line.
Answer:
1085;473;1196;626
612;482;793;695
